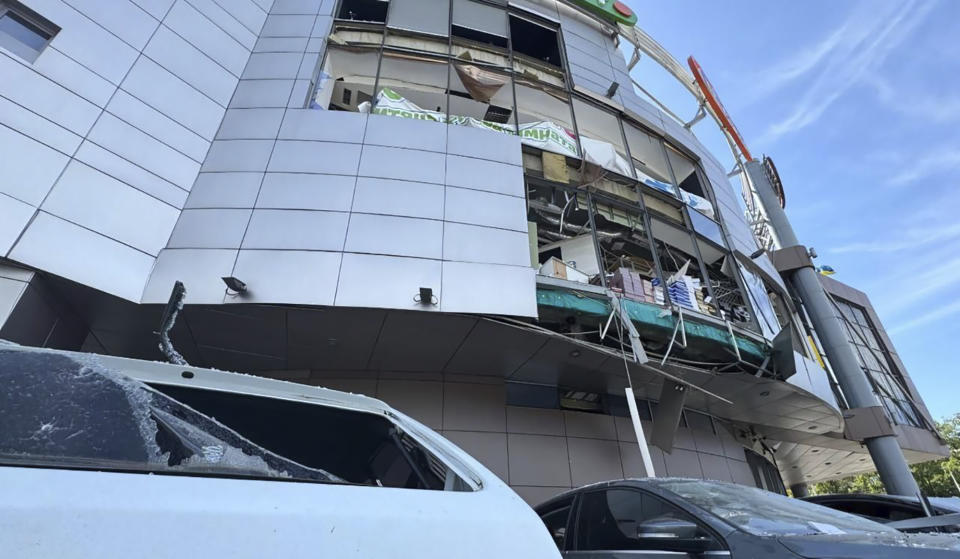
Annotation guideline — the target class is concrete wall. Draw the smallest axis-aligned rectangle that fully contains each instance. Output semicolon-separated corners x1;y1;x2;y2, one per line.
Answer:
304;373;758;505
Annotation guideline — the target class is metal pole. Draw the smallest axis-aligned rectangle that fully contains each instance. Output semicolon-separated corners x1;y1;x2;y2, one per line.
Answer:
745;160;919;497
626;387;656;478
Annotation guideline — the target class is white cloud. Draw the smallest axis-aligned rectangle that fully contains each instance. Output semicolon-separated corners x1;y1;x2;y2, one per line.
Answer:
830;221;960;254
869;75;960;124
889;298;960;334
886;148;960;186
881;255;960;314
754;0;936;145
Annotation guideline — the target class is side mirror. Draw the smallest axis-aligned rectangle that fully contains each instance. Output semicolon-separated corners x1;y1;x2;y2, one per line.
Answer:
636;517;715;553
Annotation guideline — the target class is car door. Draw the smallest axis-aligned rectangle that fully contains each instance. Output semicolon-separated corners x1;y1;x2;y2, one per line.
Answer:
567;487;727;558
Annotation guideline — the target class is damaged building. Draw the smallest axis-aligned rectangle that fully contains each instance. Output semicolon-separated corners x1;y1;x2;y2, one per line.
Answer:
0;0;947;502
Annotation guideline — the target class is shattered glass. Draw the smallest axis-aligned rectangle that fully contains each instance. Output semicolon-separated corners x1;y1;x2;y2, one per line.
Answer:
0;349;339;483
656;479;901;537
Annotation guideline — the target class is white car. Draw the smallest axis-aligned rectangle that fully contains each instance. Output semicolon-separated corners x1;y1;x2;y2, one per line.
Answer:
0;342;559;558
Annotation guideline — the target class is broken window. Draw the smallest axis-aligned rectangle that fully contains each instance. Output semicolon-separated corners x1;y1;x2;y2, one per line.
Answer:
0;348;471;490
327;21;386;47
448;61;515;130
591;195;662;304
649;218;713;315
452;0;509;59
572;98;633;178
735;259;782;339
696;237;753;328
337;0;389;24
509;14;564;84
312;47;379;111
515;77;579;158
374;51;449;122
666;145;716;220
528;181;600;285
623;123;676;196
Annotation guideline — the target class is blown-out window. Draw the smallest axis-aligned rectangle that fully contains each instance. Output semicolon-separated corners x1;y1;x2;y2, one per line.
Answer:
666;145;716;220
529;182;599;284
573;98;633;178
509;14;562;68
337;0;389;23
448;61;515;128
650;218;712;315
312;48;379;111
624;123;675;196
591;196;663;304
515;78;578;157
375;52;449;120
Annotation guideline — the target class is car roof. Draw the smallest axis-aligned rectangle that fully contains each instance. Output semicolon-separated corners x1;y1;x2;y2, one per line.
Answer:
533;477;734;511
0;340;392;416
805;494;960;513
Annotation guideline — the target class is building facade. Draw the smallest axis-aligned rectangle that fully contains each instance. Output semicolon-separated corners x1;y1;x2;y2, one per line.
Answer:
0;0;946;502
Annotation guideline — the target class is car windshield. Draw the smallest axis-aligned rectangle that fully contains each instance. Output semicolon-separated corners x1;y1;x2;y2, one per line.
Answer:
657;479;901;537
0;348;339;483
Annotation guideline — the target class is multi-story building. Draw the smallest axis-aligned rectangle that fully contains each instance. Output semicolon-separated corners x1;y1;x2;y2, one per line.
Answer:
0;0;946;502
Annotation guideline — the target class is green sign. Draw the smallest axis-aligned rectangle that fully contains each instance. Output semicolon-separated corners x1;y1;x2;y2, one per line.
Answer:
568;0;637;27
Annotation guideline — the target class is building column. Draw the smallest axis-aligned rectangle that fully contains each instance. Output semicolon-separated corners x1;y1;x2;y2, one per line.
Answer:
790;483;809;498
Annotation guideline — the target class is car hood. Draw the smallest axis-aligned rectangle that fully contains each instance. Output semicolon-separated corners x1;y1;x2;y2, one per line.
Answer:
779;532;960;558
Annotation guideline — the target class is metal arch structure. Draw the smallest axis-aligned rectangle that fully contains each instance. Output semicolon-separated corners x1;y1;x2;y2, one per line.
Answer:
616;25;782;251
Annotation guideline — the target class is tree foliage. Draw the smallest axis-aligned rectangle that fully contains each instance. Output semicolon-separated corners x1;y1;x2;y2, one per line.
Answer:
810;413;960;497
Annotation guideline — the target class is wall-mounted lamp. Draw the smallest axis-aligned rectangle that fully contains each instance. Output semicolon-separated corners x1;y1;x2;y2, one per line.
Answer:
414;286;437;306
606;81;620;98
749;248;765;259
222;276;247;294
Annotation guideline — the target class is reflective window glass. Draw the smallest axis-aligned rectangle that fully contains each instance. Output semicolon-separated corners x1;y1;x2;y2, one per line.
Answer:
623;124;675;195
0;3;56;63
573;99;633;178
515;78;578;157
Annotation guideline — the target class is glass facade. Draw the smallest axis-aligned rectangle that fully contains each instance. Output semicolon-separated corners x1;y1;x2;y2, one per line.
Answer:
319;0;771;332
834;298;923;427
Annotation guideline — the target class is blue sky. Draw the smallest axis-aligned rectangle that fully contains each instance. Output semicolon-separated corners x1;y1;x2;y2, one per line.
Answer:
622;0;960;420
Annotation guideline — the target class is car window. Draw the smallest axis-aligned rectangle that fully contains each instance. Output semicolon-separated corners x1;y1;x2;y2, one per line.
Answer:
575;488;720;551
538;496;574;550
0;348;470;491
658;480;900;536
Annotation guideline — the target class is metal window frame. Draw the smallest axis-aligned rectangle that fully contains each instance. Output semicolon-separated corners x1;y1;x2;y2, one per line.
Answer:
0;0;59;63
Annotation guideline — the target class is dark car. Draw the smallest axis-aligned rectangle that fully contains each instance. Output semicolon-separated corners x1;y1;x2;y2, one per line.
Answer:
534;478;960;558
804;494;960;533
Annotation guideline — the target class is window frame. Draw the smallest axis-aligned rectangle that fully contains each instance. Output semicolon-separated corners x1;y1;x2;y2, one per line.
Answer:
0;0;59;63
538;494;577;551
570;486;726;553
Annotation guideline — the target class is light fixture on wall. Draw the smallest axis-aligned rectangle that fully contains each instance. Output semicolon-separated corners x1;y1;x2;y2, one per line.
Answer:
414;286;437;306
750;248;765;259
222;276;247;294
605;81;619;98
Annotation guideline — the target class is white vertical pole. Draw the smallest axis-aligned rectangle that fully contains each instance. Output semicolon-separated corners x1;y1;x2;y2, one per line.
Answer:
625;386;656;478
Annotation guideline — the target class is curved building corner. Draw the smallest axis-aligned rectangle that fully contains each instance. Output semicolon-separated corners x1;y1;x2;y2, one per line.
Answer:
0;0;946;502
